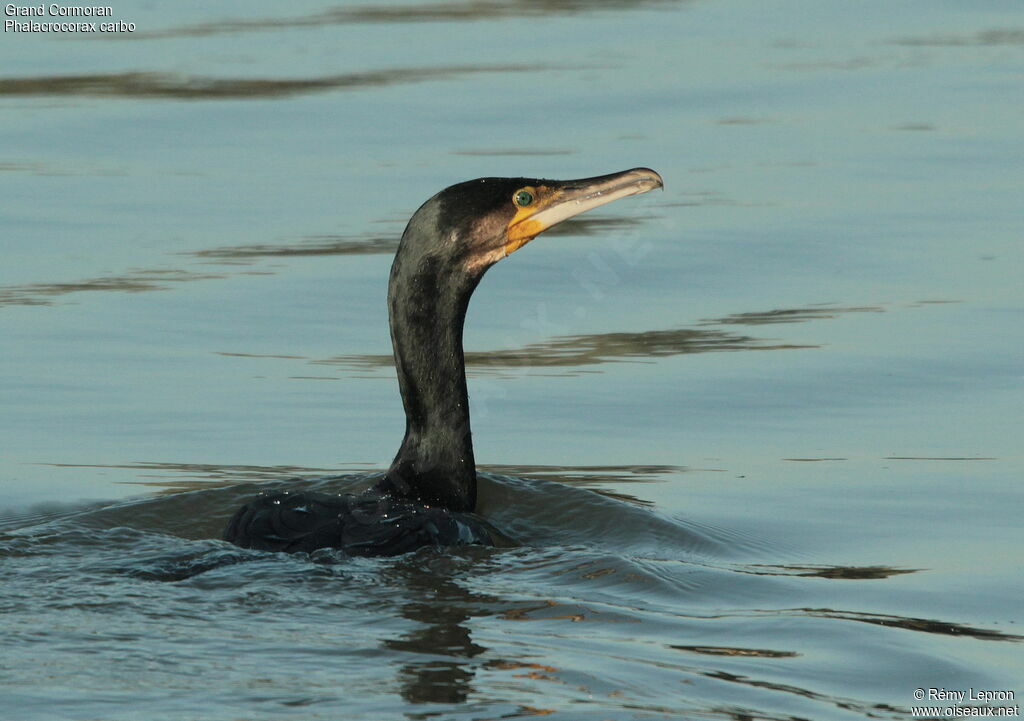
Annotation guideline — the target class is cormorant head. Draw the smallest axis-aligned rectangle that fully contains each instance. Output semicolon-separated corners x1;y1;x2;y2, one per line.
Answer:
398;167;664;281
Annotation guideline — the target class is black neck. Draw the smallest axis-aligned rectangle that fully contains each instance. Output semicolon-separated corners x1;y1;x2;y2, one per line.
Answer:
378;246;481;512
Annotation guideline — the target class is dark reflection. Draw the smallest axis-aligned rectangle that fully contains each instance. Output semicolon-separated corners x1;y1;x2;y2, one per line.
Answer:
128;0;687;41
783;457;847;462
891;28;1024;46
701;668;905;719
2;208;658;307
484;463;680;483
793;608;1023;642
746;564;919;580
542;214;649;237
891;123;937;132
384;555;496;708
187;214;650;265
40;460;679;507
383;558;623;715
482;463;693;507
0;268;225;307
38;461;371;491
907;299;960;307
315;326;814;376
702;304;884;325
481;464;671;508
670;645;797;658
0;64;544;100
187;234;400;263
885;456;996;461
216;351;307;359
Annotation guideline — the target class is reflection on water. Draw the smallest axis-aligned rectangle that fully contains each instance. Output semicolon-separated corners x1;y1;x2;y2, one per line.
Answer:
457;325;810;367
702;305;884;325
891;28;1024;46
0;65;546;100
28;462;681;518
189;233;399;261
482;463;692;507
542;214;651;236
672;644;798;658
38;459;684;498
188;216;649;262
383;560;492;706
313;323;814;376
38;460;370;490
0;268;226;307
745;564;918;580
126;0;686;40
884;456;997;461
0;211;653;307
783;457;848;461
891;122;937;132
786;608;1022;642
699;667;905;719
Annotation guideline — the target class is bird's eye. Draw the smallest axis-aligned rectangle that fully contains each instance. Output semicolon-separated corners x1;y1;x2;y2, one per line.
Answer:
513;189;534;207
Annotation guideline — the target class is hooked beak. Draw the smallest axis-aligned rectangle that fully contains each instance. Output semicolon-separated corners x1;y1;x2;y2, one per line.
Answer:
505;167;664;254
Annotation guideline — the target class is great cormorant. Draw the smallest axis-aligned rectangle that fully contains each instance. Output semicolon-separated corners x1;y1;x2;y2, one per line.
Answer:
223;168;664;555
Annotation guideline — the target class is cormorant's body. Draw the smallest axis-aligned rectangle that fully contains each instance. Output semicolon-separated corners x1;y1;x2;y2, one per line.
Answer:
223;489;495;555
224;168;663;555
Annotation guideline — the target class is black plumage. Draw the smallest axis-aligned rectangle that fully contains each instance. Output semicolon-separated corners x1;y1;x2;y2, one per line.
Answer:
223;490;495;555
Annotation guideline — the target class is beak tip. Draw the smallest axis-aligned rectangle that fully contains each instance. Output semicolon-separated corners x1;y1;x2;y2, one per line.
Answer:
634;167;665;190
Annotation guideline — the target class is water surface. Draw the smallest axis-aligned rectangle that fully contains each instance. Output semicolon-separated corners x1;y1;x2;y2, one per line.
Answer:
2;1;1022;719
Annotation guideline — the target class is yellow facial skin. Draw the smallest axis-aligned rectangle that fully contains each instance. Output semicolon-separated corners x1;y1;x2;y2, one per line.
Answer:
504;185;556;256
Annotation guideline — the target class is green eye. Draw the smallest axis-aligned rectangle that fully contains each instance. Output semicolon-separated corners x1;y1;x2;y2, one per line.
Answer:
514;189;534;207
